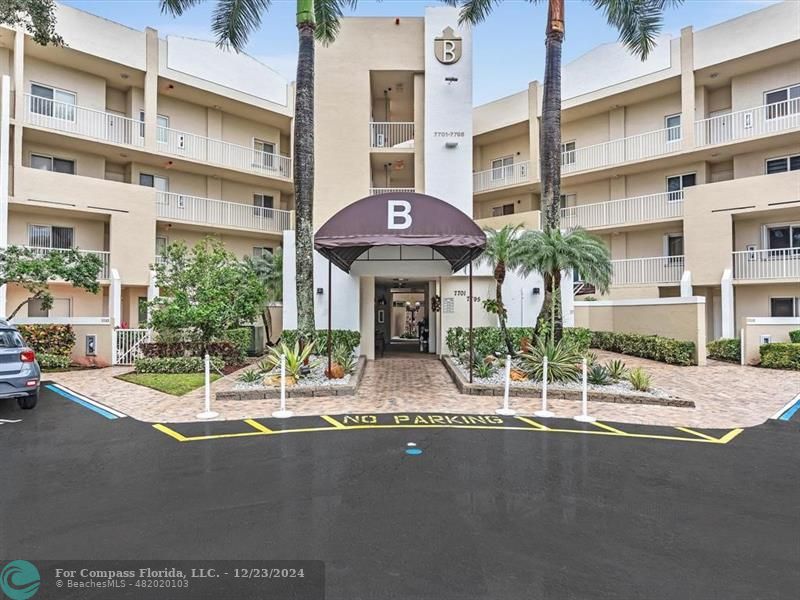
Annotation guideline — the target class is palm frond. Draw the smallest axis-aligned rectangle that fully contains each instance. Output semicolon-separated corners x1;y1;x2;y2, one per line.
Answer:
592;0;683;60
315;0;357;45
211;0;270;51
523;228;612;293
159;0;204;17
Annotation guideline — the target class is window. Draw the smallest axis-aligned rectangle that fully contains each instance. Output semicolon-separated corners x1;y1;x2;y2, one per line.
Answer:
765;84;800;119
766;224;800;253
765;154;800;175
665;234;684;257
561;141;576;166
156;115;169;143
665;114;681;141
560;194;576;210
30;154;75;175
254;139;276;169
28;224;73;249
155;236;168;257
139;110;145;138
30;83;76;120
490;156;513;180
27;297;70;318
252;247;272;258
139;173;169;192
0;330;23;348
770;297;798;318
666;172;696;201
253;194;274;218
491;203;514;217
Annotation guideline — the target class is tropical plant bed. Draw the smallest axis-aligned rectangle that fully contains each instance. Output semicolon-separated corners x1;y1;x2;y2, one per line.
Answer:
117;372;221;396
442;356;694;408
217;356;367;401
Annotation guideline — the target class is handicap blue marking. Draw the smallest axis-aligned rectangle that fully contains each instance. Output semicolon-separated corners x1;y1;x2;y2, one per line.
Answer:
405;448;423;456
778;397;800;421
46;384;119;420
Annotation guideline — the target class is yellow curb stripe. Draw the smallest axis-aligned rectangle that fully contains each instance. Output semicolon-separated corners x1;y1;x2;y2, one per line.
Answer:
244;419;273;433
321;415;346;429
716;428;744;444
515;416;550;431
592;421;628;435
675;427;719;442
152;423;189;442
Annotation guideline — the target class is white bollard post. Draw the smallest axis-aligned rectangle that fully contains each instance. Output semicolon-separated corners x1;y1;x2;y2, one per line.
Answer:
535;356;554;418
496;354;516;416
574;358;595;423
196;353;219;420
272;353;293;418
740;328;745;366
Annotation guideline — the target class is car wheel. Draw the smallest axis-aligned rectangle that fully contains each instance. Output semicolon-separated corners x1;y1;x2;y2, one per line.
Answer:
18;393;38;410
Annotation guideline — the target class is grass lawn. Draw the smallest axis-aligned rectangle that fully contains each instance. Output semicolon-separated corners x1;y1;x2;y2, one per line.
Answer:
116;372;221;396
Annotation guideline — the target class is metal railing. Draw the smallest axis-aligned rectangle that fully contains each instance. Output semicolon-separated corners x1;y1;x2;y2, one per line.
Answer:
611;255;684;286
560;191;684;229
473;161;532;193
733;248;800;280
562;126;682;174
22;246;111;279
24;94;144;147
112;328;152;365
369;187;415;195
157;126;292;178
695;98;800;147
156;192;293;233
369;122;415;149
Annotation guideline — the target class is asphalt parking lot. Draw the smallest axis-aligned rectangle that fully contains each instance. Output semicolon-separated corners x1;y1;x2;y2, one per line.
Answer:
1;384;798;599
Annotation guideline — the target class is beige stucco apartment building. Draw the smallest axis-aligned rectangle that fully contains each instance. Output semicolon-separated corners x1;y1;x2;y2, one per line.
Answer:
0;2;797;364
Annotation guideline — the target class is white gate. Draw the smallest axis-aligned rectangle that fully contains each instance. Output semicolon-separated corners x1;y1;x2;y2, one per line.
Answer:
112;328;152;365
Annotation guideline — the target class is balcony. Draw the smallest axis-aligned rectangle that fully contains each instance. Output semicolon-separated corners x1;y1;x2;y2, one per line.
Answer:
156;192;293;234
22;246;111;280
611;255;684;286
24;94;144;148
695;98;800;147
369;122;415;149
157;127;292;179
561;125;681;175
560;191;683;230
475;210;541;231
473;161;532;193
733;248;800;281
369;187;415;195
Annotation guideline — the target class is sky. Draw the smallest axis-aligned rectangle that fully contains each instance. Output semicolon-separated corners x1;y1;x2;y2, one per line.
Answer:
62;0;780;105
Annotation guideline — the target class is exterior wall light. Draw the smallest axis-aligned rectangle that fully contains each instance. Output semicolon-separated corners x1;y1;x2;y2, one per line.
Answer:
316;287;324;295
532;287;540;295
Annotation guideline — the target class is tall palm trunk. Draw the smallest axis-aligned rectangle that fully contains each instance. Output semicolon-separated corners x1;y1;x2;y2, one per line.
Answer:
539;0;564;232
494;262;514;356
294;0;316;343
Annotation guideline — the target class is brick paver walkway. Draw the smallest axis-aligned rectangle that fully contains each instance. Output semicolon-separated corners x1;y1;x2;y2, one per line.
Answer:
47;352;800;429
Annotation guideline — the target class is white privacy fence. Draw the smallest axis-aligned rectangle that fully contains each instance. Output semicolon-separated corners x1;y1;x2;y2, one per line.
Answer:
560;191;683;229
157;126;292;178
369;122;415;148
733;248;800;280
695;99;800;147
23;246;111;279
369;187;415;195
473;161;532;193
611;255;684;286
112;329;152;366
25;94;144;147
156;192;293;233
561;126;681;174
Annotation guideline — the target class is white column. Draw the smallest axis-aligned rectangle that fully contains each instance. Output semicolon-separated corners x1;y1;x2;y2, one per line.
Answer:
110;268;122;327
721;268;734;339
560;269;575;328
680;270;693;298
0;75;10;318
146;269;159;322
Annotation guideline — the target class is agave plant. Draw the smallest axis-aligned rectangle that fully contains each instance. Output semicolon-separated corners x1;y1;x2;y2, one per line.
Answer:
258;340;316;380
237;369;263;384
587;364;612;386
627;367;651;392
605;359;628;381
519;337;583;382
473;355;495;379
332;342;357;375
585;351;600;367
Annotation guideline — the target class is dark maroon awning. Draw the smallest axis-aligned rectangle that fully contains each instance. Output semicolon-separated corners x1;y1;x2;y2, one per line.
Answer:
314;192;486;273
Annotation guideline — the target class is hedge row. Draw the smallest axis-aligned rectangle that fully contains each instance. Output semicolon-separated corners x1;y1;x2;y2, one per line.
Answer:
17;324;75;357
140;329;249;364
134;357;224;374
445;327;592;358
591;331;696;366
790;330;800;344
280;330;361;354
37;353;72;370
707;338;741;363
760;343;800;371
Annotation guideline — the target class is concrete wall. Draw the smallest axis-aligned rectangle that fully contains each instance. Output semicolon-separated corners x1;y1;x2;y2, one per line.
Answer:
742;317;800;364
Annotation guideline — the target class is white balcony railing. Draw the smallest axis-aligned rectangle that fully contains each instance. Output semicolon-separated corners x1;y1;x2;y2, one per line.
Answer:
473;161;532;193
561;191;684;230
22;246;111;279
369;187;415;195
24;94;144;148
157;127;291;178
369;122;415;149
611;255;684;286
156;192;293;233
733;248;800;280
561;126;682;174
695;99;800;147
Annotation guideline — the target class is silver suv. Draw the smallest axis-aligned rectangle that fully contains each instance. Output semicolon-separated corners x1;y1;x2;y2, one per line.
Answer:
0;321;41;409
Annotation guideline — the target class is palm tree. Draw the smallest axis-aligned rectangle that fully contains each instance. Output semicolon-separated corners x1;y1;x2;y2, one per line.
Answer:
523;228;611;343
160;0;356;345
447;0;682;231
246;248;283;345
477;224;533;355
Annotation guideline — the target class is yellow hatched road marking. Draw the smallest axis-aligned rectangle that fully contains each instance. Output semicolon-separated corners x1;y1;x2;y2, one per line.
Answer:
244;419;273;433
675;427;719;442
592;421;628;435
717;428;745;444
515;416;550;430
321;415;346;429
153;423;189;442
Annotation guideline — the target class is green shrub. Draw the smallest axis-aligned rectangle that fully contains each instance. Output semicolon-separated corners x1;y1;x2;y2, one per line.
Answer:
707;338;741;363
139;341;242;364
562;327;592;353
17;324;75;356
224;327;251;358
590;331;695;365
760;343;800;370
134;357;223;374
627;367;651;392
789;330;800;344
37;353;72;370
280;330;360;354
472;355;495;378
519;338;583;382
446;327;467;356
237;369;263;384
